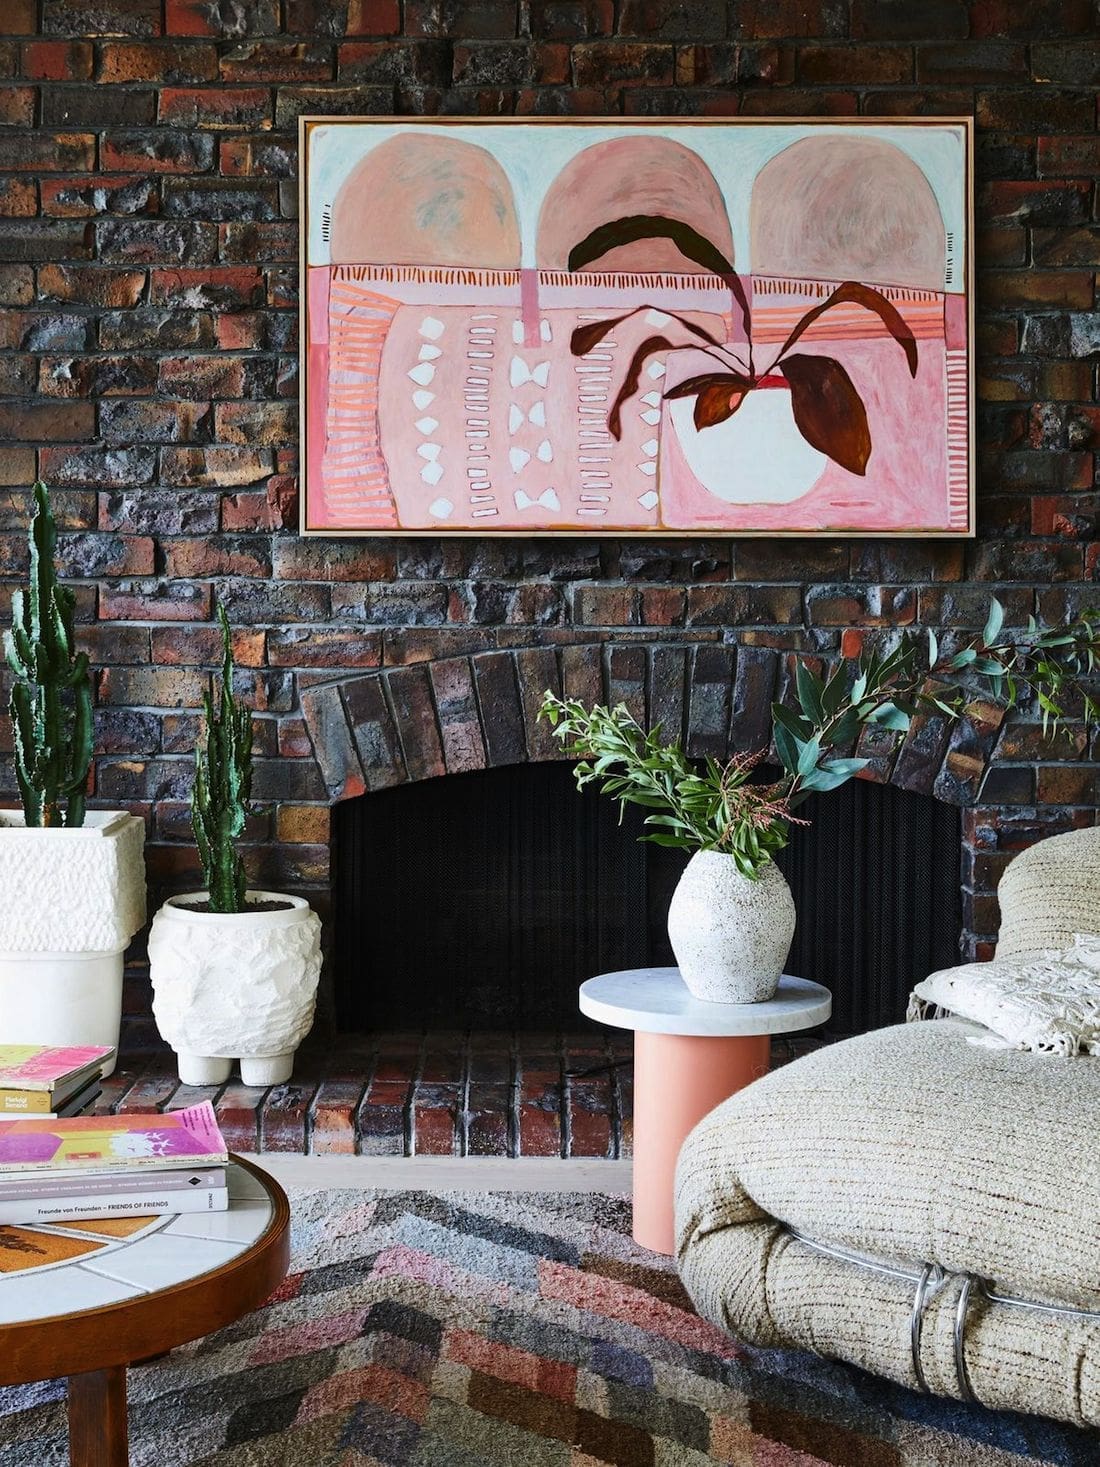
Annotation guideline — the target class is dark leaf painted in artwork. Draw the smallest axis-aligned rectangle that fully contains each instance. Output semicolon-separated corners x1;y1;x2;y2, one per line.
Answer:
777;281;918;378
607;335;674;440
570;313;634;358
664;373;753;430
567;213;753;343
568;212;735;278
571;312;722;359
691;382;748;429
663;372;752;401
781;353;872;475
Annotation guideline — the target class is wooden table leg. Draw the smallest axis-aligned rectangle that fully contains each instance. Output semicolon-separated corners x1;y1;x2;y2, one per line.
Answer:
632;1030;771;1255
68;1364;128;1467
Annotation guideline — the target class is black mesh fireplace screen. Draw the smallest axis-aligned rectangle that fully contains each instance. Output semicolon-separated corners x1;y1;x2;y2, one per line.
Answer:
333;762;961;1036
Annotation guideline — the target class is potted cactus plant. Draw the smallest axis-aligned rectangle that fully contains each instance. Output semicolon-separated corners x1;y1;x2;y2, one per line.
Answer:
148;605;322;1086
0;483;146;1070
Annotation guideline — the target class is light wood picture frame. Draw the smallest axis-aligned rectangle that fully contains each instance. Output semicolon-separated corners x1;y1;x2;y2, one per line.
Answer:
300;116;974;538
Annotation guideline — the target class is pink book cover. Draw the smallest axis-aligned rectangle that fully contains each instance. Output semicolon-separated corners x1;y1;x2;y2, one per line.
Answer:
0;1102;229;1173
0;1046;115;1091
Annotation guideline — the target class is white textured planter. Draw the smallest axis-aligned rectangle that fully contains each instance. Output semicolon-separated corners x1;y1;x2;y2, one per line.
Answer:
149;891;322;1087
667;851;796;1003
0;950;125;1060
0;811;147;1075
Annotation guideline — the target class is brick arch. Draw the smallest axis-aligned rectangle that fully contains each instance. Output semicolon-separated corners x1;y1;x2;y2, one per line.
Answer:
299;642;1006;809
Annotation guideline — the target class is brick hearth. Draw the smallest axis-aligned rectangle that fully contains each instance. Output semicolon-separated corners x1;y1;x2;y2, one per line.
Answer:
99;1022;822;1157
104;1021;638;1157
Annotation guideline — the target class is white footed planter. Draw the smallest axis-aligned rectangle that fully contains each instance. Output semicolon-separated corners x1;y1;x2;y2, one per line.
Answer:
149;891;322;1087
0;810;146;1074
667;850;796;1003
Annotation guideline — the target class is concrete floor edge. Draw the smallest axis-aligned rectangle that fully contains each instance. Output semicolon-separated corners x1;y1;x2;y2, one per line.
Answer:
240;1153;635;1194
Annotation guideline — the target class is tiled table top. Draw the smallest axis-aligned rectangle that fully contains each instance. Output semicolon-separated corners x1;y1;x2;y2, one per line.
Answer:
0;1162;273;1325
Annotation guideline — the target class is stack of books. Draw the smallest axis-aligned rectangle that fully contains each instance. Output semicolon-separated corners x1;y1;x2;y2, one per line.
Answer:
0;1044;115;1119
0;1100;230;1226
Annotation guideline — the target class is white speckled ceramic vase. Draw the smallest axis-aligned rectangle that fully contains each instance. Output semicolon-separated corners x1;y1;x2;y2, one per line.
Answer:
667;851;796;1003
149;891;322;1087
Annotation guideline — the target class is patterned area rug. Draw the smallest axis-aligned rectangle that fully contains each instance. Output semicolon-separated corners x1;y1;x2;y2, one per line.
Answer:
1;1188;1097;1466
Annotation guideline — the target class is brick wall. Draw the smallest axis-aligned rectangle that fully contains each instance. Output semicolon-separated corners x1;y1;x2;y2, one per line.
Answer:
0;1;1098;1015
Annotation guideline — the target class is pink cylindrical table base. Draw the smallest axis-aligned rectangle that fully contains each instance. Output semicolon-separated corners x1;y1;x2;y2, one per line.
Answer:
631;1030;771;1255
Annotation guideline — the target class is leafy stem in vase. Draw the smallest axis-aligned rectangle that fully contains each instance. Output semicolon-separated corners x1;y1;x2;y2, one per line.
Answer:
539;599;1100;881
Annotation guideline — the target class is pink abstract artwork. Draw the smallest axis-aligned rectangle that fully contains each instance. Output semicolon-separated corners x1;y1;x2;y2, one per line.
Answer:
301;119;973;537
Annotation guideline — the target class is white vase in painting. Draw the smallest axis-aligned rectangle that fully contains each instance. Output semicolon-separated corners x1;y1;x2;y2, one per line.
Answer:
668;384;827;505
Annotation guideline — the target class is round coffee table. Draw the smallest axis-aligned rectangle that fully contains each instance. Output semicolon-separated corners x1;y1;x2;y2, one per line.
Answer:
580;968;831;1254
0;1155;290;1467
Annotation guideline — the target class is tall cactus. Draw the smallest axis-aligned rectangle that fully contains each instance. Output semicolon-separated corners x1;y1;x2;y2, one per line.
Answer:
191;604;253;913
4;482;93;828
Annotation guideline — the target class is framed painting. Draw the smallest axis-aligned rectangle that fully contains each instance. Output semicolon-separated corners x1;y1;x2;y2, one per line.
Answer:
300;117;973;537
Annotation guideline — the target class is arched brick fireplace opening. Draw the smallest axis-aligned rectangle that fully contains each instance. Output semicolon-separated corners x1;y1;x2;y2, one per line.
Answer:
301;640;1005;1038
302;640;1006;815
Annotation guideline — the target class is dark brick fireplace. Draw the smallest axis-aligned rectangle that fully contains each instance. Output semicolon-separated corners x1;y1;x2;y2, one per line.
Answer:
303;634;1008;948
1;2;1098;1153
333;756;962;1036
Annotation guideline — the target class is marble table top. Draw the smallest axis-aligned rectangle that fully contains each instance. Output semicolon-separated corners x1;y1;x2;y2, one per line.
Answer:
579;968;832;1037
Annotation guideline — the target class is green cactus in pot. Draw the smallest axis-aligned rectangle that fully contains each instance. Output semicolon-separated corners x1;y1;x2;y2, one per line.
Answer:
192;603;253;913
4;482;93;828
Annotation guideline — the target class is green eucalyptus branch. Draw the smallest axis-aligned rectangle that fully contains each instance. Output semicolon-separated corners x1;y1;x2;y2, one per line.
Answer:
775;600;1100;798
962;601;1100;735
538;597;1100;881
538;695;795;879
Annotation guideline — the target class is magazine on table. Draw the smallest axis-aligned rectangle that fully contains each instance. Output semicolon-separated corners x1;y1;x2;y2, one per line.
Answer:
0;1102;229;1176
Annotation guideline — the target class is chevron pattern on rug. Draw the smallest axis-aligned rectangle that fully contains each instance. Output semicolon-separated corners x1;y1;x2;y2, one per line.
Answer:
1;1189;1096;1466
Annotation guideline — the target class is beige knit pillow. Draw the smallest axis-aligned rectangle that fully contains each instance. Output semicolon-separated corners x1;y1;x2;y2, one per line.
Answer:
996;827;1100;959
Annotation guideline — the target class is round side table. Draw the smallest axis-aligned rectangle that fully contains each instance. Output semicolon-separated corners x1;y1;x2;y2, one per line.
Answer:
580;968;831;1255
0;1155;290;1467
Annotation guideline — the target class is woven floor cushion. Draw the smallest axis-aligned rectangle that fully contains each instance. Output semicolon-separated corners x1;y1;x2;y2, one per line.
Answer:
675;1018;1100;1427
